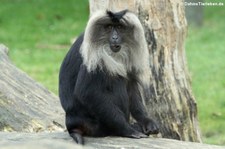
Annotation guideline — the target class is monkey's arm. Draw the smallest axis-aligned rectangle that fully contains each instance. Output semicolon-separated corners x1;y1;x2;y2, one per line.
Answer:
59;33;84;111
74;65;146;138
128;81;159;135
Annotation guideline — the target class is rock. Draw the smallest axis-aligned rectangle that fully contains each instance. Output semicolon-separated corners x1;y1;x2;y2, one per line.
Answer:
0;132;224;149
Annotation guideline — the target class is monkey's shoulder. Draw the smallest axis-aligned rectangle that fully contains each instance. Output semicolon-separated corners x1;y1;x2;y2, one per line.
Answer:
59;33;84;73
76;65;127;91
67;33;84;59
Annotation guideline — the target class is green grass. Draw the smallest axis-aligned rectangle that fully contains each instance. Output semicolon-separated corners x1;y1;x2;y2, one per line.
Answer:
0;0;89;93
0;0;224;145
185;1;225;145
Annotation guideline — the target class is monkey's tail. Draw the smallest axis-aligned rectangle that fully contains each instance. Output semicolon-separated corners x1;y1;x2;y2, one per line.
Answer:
70;132;84;144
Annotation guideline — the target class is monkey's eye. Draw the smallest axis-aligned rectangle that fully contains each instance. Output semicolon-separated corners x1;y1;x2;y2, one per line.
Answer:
117;25;125;30
117;25;122;29
105;24;113;30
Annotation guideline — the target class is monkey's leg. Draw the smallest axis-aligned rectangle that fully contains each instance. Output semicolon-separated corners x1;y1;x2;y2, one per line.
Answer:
74;66;147;138
83;95;147;138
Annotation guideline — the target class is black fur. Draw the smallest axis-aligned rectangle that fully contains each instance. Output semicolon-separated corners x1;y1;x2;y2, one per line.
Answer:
59;12;159;144
107;10;128;22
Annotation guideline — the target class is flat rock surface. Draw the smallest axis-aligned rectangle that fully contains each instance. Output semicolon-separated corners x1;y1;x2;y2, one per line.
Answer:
0;132;224;149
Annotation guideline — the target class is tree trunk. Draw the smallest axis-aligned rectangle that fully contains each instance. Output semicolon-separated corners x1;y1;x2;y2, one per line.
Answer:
89;0;201;142
0;44;65;132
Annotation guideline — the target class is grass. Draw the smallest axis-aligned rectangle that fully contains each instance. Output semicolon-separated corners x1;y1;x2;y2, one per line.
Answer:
0;0;224;145
0;0;89;93
185;1;225;145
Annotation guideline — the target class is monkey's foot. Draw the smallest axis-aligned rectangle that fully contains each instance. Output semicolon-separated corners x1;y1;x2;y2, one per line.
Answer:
124;130;148;139
141;119;159;135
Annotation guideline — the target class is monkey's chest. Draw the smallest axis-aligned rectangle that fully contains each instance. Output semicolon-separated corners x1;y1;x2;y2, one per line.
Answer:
104;79;130;118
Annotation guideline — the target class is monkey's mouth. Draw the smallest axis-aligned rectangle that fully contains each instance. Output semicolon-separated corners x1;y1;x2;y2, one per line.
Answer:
110;44;121;52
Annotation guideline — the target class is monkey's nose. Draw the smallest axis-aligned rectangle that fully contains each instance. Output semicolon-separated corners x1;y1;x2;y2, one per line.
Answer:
112;34;118;40
110;44;121;52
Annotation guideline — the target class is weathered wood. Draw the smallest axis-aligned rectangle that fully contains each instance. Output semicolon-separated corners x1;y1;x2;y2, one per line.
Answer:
89;0;201;142
0;44;65;132
1;132;224;149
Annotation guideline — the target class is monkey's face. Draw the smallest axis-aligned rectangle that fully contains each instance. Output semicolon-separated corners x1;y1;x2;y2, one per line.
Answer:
82;10;149;77
90;10;135;53
105;23;134;53
107;24;122;52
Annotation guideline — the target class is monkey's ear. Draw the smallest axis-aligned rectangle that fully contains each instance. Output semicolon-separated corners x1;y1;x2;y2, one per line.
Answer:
106;9;128;22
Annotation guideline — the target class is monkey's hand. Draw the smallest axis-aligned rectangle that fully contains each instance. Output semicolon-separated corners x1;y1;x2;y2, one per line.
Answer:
140;119;159;135
124;130;148;139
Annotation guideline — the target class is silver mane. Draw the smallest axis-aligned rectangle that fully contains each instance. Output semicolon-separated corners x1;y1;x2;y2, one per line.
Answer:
81;10;151;87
